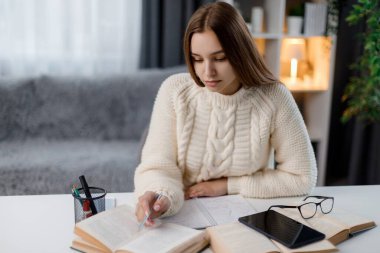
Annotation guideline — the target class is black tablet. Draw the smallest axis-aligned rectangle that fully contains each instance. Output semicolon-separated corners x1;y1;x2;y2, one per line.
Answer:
238;210;325;249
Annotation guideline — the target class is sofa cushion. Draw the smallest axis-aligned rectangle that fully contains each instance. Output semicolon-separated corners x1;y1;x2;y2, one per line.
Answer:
0;139;139;195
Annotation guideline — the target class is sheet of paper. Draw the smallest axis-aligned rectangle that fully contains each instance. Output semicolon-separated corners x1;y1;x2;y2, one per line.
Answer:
162;198;212;228
198;195;256;225
162;195;256;228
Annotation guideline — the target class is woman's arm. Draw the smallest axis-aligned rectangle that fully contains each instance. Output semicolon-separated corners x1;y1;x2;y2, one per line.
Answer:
134;76;185;217
185;178;227;199
228;84;317;198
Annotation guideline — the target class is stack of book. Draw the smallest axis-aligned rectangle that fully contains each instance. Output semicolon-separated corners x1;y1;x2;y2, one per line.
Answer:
304;3;328;36
71;195;376;253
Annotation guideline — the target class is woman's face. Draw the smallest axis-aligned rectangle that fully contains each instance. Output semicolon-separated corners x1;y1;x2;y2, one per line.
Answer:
191;29;241;95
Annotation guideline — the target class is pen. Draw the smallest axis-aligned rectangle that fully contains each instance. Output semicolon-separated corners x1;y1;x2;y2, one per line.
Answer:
72;184;83;205
138;193;163;231
79;175;98;215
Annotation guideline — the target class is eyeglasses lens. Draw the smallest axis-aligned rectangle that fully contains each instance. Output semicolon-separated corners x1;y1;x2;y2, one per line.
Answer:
320;198;333;213
300;202;317;219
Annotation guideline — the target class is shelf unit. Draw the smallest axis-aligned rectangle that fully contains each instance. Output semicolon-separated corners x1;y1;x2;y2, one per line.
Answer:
237;0;336;186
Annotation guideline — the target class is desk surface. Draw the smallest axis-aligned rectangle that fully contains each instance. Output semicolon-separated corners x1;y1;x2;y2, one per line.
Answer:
0;185;379;253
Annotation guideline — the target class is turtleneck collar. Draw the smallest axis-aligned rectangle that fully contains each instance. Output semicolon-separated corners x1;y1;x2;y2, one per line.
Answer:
202;85;252;108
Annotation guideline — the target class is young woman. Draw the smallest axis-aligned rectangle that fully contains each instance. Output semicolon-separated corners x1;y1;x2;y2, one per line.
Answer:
134;2;317;225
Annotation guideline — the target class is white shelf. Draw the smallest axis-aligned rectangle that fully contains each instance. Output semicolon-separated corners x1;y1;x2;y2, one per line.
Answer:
280;76;328;92
283;34;329;38
252;33;282;39
252;34;327;39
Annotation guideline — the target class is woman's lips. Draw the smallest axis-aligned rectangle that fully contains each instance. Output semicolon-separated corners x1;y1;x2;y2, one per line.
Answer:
204;80;221;87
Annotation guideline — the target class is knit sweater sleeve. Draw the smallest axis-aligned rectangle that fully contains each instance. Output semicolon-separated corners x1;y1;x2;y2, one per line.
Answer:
134;75;184;217
228;84;317;198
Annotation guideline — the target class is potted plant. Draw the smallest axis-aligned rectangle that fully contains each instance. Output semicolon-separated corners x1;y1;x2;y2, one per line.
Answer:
287;3;305;35
341;0;380;123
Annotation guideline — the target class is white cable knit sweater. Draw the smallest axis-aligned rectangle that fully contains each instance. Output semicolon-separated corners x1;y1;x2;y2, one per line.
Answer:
134;73;317;216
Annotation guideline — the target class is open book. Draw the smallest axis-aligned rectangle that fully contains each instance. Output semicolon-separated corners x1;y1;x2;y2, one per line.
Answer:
207;222;337;253
275;206;376;245
161;195;255;229
71;205;209;253
206;207;375;253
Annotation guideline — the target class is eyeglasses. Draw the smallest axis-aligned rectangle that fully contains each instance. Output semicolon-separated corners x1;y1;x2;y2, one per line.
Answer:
267;195;334;219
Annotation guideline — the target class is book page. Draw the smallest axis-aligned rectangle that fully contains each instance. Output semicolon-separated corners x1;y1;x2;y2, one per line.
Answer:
276;208;348;243
74;205;140;252
272;239;337;253
321;208;376;234
162;195;256;229
198;195;256;225
292;199;376;236
302;212;349;244
207;222;280;253
118;223;207;253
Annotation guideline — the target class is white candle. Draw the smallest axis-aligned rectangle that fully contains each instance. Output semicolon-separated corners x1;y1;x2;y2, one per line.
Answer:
251;7;264;33
290;58;298;83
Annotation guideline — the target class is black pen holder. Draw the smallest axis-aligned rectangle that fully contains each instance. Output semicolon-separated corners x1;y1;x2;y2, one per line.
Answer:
73;187;107;223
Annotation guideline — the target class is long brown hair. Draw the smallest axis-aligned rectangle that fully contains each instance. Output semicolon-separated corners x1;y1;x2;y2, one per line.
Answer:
184;2;278;87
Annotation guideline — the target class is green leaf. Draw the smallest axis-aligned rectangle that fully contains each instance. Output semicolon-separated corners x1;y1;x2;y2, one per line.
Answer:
353;4;363;12
342;0;380;123
346;15;358;24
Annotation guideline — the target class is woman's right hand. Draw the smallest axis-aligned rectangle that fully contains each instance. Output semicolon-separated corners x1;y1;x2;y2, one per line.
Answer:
135;191;170;226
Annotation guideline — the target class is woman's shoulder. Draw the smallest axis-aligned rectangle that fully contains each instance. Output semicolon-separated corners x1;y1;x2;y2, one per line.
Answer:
257;82;290;97
244;83;295;115
160;73;194;91
254;82;294;105
158;73;200;102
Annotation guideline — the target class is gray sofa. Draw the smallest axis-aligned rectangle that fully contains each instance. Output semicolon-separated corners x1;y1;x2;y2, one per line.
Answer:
0;66;186;195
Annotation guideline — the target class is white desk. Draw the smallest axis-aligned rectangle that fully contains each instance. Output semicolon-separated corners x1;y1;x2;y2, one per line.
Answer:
0;185;379;253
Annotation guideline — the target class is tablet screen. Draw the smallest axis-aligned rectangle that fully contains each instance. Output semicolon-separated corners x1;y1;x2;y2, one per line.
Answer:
238;210;325;248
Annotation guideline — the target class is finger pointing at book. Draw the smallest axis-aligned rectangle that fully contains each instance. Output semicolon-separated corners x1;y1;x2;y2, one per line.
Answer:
136;191;170;226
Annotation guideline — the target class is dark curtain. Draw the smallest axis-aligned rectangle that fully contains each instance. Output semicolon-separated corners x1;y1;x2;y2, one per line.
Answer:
326;0;380;185
139;0;214;69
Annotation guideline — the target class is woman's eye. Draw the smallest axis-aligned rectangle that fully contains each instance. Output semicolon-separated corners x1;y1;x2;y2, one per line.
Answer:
214;57;226;62
192;58;203;62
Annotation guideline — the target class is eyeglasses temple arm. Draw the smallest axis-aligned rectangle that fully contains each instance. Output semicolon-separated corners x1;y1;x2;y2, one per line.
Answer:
267;205;299;212
303;195;334;201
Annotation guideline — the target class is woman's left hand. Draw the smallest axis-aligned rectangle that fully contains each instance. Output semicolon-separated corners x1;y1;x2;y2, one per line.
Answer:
185;178;228;199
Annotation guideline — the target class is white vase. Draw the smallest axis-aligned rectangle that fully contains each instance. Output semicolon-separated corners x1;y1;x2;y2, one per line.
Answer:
287;16;303;35
251;7;264;33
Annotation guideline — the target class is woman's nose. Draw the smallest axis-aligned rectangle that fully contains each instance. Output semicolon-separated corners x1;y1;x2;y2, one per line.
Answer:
205;61;216;77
